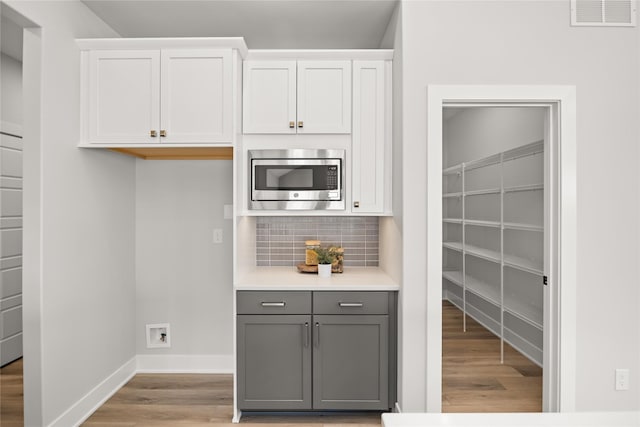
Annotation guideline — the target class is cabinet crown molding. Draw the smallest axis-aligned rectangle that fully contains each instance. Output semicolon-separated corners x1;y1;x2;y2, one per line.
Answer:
76;37;248;58
245;49;393;61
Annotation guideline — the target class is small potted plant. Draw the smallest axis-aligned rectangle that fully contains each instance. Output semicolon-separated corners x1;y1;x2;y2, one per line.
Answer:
314;246;335;278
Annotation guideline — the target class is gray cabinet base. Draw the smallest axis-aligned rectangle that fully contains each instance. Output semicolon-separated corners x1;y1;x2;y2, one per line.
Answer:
237;315;312;410
237;291;397;412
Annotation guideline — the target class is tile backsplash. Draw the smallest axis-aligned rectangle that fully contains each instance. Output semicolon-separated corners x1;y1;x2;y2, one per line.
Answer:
256;217;379;267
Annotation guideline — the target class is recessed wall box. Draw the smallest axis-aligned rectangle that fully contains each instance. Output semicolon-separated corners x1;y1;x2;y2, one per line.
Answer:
146;323;171;348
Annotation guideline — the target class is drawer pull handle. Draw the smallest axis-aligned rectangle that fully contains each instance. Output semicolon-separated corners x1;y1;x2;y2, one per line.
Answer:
261;302;286;307
315;322;320;347
339;302;364;308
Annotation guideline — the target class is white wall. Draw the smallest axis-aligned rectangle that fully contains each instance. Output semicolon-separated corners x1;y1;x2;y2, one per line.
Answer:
380;1;434;413
401;0;639;411
443;107;545;166
135;160;233;369
6;1;138;425
1;53;22;126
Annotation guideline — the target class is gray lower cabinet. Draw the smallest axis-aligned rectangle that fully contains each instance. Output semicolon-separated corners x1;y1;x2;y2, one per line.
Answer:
237;314;312;410
236;290;396;412
312;314;388;410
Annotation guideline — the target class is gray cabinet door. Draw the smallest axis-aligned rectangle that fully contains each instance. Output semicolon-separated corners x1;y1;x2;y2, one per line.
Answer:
312;314;389;410
237;314;312;410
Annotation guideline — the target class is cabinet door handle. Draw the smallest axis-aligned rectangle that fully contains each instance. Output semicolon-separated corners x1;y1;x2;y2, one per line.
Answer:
314;322;320;347
303;322;310;348
354;201;360;208
261;302;286;307
339;302;364;308
150;130;157;137
297;121;304;128
160;130;167;137
289;121;295;129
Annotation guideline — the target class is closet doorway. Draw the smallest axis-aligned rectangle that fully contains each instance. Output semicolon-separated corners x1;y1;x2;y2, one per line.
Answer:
425;85;577;414
441;106;546;412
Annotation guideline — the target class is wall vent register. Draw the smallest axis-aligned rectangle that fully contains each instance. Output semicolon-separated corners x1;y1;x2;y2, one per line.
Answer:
571;0;636;26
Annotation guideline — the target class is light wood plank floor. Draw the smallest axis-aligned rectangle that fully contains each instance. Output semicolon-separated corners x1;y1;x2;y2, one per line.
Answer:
1;303;542;425
83;374;382;426
442;300;542;413
0;358;380;426
0;357;24;427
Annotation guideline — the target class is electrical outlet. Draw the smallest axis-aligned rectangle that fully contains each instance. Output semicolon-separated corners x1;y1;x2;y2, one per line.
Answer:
616;369;630;391
213;228;223;243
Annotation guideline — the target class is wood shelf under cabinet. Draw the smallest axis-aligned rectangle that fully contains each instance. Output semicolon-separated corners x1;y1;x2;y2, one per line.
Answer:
105;146;233;160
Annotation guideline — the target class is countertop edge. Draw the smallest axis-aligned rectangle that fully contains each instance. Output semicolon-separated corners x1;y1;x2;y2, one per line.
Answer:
381;412;640;427
234;266;400;291
235;284;400;291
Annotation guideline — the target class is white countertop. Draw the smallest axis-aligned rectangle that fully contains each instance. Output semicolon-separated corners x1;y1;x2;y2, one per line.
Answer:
381;412;640;427
235;266;399;291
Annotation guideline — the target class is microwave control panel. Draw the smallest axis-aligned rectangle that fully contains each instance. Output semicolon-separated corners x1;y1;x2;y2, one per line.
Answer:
327;165;339;190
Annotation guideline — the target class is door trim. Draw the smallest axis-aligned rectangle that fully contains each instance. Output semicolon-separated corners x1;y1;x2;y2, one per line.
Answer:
426;85;576;412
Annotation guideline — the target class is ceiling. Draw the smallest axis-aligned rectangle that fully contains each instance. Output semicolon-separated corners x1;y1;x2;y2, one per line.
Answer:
82;0;398;49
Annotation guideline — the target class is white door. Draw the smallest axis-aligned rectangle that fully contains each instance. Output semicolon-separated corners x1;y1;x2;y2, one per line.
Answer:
352;60;386;213
161;49;232;143
88;50;160;143
297;61;352;134
243;61;297;134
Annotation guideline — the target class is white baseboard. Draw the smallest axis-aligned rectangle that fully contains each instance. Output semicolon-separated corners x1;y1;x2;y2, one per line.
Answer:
47;357;136;427
47;354;232;426
136;354;234;373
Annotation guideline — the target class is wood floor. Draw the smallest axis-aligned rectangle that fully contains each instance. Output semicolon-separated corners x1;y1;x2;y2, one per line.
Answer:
0;357;24;427
442;300;542;413
0;303;541;425
83;373;382;426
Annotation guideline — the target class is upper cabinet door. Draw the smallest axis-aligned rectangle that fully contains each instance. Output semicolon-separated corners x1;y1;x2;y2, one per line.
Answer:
89;50;160;143
352;60;387;214
243;61;297;134
161;49;232;143
297;61;351;134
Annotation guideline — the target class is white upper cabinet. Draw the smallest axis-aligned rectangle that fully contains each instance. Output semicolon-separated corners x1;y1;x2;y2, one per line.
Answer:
243;60;351;134
296;61;351;134
85;47;233;144
351;60;391;214
89;50;160;144
160;49;232;143
243;61;297;134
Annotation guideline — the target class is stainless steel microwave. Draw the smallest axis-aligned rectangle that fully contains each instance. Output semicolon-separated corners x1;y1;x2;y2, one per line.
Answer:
249;149;345;210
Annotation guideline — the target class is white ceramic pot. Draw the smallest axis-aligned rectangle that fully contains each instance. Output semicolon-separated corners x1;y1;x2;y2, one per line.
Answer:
317;264;332;278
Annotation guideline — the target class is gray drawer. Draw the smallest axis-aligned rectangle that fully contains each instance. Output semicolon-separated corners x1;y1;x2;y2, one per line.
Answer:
237;291;311;314
313;291;389;315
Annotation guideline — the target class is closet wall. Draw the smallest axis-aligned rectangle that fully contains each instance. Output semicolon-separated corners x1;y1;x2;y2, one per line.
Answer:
444;108;544;164
442;107;545;365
